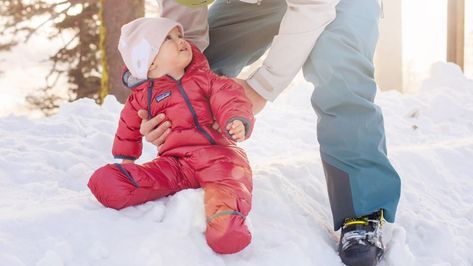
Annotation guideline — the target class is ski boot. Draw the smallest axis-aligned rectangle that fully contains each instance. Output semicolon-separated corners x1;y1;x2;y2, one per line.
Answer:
338;210;385;266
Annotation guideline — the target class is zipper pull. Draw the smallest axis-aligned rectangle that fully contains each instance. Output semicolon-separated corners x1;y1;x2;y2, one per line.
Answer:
147;80;154;119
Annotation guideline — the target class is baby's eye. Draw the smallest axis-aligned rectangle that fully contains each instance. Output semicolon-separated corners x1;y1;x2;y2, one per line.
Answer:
165;35;172;40
178;35;183;38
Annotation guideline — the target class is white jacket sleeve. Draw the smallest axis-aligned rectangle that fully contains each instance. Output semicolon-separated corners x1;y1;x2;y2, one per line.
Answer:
157;0;209;52
247;0;339;101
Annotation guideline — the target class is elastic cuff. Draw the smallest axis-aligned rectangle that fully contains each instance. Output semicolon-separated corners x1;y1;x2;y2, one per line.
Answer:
206;210;245;223
247;68;278;102
114;155;137;161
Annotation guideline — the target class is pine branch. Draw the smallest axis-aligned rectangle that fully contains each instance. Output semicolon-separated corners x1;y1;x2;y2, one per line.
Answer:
44;32;80;89
24;4;74;42
2;0;142;115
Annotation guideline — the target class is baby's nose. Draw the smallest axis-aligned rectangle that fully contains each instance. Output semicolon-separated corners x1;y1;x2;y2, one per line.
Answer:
177;40;186;49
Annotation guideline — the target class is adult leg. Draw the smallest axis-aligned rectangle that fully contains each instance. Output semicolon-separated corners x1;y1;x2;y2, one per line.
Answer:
186;146;253;254
302;0;401;230
88;157;198;210
204;0;286;76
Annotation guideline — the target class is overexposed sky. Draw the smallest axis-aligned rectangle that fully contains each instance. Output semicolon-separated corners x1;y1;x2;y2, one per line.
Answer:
402;0;448;90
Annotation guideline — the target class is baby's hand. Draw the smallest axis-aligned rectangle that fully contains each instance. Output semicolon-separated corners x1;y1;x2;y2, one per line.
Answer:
226;120;246;142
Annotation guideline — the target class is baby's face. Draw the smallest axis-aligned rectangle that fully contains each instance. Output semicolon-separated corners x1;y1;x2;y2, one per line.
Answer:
150;26;192;76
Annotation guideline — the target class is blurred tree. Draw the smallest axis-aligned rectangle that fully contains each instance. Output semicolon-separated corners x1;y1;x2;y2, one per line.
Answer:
447;0;465;70
100;0;145;104
0;0;144;115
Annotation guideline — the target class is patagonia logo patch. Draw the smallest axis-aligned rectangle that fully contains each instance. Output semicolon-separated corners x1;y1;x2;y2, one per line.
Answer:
156;91;171;102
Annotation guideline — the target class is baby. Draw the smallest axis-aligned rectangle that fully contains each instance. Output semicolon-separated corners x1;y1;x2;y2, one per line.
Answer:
88;17;255;254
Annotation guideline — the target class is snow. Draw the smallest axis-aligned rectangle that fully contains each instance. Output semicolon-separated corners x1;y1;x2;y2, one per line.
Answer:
0;62;472;265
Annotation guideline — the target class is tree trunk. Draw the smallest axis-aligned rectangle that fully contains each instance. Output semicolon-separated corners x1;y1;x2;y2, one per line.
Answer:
447;0;465;70
100;0;145;104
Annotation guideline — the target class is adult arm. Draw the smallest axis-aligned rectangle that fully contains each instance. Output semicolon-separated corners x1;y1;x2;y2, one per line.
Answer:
246;0;339;101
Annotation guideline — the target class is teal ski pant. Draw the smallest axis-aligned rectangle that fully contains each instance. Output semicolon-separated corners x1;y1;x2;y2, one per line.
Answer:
204;0;401;230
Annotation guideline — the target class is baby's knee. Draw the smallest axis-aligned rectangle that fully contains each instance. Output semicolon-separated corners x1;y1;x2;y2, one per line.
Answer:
205;214;251;254
88;164;135;210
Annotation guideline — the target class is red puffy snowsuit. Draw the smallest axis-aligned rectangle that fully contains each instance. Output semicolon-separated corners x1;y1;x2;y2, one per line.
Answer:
88;44;255;254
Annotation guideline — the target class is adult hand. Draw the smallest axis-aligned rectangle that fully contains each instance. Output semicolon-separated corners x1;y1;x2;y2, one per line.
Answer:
138;109;171;149
232;78;267;115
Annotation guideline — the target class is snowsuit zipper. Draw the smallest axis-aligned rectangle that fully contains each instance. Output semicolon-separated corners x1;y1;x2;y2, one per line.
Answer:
147;80;154;119
176;79;216;145
146;77;216;145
